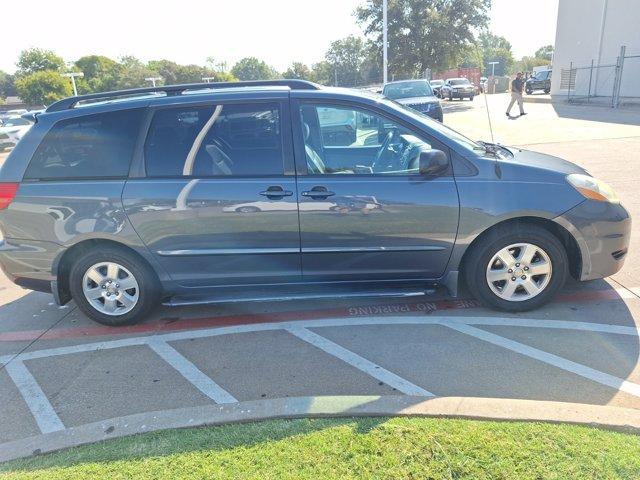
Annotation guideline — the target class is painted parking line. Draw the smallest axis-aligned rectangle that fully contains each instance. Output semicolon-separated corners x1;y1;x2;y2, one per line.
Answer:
1;286;638;343
3;315;640;435
147;339;237;404
445;322;640;398
287;327;434;397
4;361;64;434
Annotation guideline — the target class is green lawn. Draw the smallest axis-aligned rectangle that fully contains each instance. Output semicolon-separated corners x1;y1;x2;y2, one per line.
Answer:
2;417;639;479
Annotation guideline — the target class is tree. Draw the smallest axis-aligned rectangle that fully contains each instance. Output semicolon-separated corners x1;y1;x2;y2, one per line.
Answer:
458;44;484;69
479;32;515;76
231;57;278;81
514;56;551;74
0;70;16;98
310;61;334;85
75;55;122;93
534;45;554;61
16;48;65;76
15;70;72;105
356;0;491;79
283;62;313;80
116;56;158;89
326;35;367;87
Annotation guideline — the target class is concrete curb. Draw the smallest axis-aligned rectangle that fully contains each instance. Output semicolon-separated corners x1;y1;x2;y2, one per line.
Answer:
524;95;553;104
2;395;640;463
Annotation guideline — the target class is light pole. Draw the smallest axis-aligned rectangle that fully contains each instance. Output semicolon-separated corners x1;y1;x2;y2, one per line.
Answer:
383;0;388;85
62;72;84;96
202;77;216;83
145;77;162;87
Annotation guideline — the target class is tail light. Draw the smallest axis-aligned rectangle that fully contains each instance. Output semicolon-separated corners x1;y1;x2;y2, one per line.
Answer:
0;183;19;210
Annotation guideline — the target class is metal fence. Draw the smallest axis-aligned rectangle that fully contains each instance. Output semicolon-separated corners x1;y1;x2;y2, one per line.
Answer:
563;45;640;108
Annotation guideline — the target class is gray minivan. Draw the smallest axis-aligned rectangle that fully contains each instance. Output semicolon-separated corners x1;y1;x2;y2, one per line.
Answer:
0;80;631;325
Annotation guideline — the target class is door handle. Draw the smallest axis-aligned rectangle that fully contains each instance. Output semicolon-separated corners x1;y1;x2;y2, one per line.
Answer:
301;186;335;199
259;186;293;198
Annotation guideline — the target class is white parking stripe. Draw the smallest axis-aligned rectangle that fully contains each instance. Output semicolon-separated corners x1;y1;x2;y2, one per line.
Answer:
147;340;237;404
4;361;64;434
287;327;434;397
445;322;640;398
2;316;640;366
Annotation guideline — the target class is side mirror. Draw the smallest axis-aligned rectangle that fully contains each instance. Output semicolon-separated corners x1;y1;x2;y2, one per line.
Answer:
419;149;449;176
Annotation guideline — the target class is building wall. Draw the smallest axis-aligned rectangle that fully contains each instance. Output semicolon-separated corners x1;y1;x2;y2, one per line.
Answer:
551;0;640;98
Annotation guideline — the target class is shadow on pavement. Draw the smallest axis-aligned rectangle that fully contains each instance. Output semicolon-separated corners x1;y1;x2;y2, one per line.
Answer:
552;102;640;126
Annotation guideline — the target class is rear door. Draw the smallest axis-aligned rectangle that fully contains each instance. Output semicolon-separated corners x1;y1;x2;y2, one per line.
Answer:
292;99;459;281
123;95;302;287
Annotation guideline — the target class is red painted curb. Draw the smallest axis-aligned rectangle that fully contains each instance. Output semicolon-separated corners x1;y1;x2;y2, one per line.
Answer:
0;287;632;342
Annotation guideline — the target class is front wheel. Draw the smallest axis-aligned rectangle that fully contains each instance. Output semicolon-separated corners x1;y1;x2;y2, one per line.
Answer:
526;88;533;95
469;96;474;101
463;225;568;312
69;246;160;326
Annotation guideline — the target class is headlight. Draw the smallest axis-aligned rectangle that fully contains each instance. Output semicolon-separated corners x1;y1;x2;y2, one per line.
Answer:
567;174;619;203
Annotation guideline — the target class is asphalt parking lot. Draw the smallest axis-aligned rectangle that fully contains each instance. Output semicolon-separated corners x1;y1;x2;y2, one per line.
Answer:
2;94;640;460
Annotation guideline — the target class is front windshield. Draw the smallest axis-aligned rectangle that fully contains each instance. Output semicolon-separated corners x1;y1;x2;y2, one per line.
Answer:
449;79;471;85
383;81;433;99
535;71;550;80
430;80;444;86
384;97;484;154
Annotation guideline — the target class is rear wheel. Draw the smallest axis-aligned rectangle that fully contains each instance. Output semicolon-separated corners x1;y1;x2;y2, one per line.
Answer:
69;246;160;326
526;88;533;94
464;225;568;312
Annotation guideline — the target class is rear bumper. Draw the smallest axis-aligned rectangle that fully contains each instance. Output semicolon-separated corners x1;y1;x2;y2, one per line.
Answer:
0;237;63;292
554;200;631;281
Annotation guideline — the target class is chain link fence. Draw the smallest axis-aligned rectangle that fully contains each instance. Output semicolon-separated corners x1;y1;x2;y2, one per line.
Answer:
562;46;640;108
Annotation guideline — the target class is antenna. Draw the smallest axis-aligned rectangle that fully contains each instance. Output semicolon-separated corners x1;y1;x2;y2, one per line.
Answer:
483;84;495;143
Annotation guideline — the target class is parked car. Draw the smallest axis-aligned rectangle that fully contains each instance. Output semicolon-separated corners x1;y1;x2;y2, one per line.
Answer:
0;116;33;150
382;79;443;122
429;79;445;98
0;80;630;325
441;78;475;101
526;70;552;94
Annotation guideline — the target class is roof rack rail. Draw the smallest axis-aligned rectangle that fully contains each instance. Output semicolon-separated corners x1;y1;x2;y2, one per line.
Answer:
46;79;321;113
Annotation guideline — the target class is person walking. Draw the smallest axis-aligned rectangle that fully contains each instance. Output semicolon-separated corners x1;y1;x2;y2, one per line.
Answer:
506;72;527;117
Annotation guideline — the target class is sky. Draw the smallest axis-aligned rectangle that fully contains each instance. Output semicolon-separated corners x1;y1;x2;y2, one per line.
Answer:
0;0;559;74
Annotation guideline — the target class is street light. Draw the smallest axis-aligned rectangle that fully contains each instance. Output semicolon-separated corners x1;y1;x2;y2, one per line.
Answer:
62;72;84;96
383;0;388;84
145;77;162;87
202;77;216;83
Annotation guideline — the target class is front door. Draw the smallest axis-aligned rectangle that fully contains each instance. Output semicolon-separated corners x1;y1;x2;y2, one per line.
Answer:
293;101;459;281
123;99;301;287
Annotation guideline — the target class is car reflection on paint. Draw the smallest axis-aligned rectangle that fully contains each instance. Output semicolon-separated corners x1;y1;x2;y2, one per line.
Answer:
223;200;338;213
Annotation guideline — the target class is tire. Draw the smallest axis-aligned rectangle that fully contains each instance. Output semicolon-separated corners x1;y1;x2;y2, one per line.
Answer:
544;88;551;94
526;88;533;95
448;95;453;101
69;246;161;326
469;96;474;101
463;225;568;312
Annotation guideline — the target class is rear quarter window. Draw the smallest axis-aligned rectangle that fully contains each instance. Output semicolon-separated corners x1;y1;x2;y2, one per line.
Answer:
23;109;144;180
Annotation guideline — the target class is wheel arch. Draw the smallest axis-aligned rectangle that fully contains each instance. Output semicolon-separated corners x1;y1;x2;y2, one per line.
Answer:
52;239;161;306
458;216;583;283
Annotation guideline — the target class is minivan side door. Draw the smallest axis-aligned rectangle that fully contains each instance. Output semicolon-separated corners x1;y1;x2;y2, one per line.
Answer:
292;99;459;281
122;95;302;287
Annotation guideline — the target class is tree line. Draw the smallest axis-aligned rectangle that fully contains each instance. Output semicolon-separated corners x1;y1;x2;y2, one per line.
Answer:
0;0;553;106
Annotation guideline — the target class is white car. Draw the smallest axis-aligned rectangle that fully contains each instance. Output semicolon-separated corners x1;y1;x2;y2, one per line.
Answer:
0;116;33;150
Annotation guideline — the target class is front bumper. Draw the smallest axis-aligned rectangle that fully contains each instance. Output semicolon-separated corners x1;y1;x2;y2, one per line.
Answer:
554;200;631;281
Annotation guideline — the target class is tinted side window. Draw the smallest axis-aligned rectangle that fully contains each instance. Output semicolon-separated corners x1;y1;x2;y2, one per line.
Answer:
24;109;143;180
145;103;283;177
